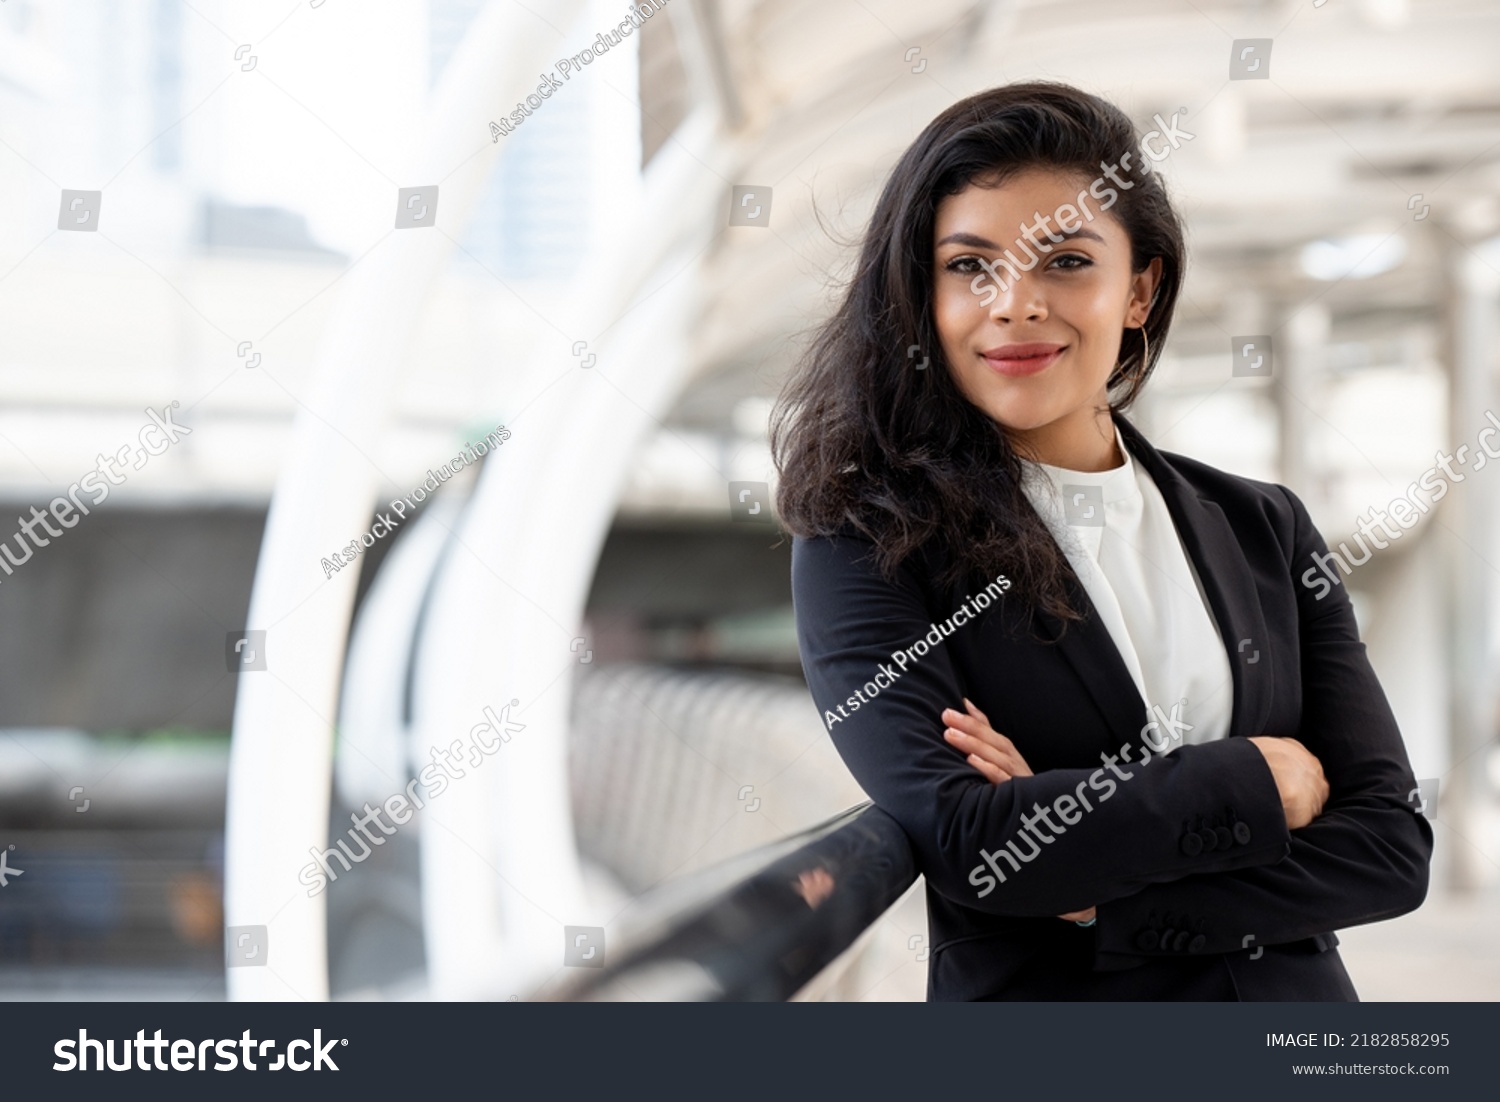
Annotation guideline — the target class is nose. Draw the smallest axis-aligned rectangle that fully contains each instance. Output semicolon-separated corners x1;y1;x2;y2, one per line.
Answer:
987;270;1048;324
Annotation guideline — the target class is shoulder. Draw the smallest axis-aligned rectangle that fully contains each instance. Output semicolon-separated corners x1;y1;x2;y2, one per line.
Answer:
1151;445;1309;539
790;524;947;604
1119;414;1309;536
1144;442;1361;621
792;524;902;581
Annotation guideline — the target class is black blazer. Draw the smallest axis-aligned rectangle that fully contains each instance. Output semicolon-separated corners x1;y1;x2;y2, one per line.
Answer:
791;414;1432;1000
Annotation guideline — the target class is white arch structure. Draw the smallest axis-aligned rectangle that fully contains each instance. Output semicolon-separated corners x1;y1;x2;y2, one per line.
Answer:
224;0;731;1000
411;107;728;998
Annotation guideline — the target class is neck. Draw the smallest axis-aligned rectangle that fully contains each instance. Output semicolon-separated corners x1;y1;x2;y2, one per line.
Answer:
1011;405;1121;471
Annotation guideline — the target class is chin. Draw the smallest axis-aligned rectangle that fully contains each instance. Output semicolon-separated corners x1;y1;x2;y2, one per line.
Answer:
968;394;1063;435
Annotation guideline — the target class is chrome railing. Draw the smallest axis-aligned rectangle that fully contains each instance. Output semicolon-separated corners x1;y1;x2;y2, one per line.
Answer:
549;803;917;1002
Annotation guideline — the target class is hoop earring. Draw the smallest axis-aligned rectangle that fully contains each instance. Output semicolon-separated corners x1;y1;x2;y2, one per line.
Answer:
1128;326;1149;383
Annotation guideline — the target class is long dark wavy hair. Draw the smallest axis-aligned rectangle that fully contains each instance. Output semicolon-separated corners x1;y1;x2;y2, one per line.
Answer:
771;81;1187;625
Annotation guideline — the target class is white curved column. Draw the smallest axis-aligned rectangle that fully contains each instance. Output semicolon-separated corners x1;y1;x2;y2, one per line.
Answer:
336;491;470;809
223;0;587;1001
411;108;732;998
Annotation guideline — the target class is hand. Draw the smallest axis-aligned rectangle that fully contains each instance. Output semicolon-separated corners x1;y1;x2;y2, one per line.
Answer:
1247;736;1329;830
943;701;1083;920
942;698;1033;784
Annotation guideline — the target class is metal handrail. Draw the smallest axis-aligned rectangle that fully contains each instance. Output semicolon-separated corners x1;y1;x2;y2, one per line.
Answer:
547;803;917;1002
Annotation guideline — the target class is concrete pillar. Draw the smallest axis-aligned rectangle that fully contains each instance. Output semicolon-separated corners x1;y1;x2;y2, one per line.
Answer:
1277;301;1329;496
1438;238;1500;891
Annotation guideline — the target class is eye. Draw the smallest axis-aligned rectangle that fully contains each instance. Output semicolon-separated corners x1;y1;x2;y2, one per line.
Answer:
943;254;985;274
1050;253;1093;271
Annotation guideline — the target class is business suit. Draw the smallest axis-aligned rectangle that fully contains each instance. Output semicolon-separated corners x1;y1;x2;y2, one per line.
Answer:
791;414;1432;1000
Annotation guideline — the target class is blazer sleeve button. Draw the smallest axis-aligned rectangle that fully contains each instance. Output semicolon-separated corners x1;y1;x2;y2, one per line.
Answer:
1173;931;1191;952
1198;829;1218;853
1233;821;1252;845
1188;934;1207;953
1135;930;1160;951
1215;826;1234;850
1180;833;1203;856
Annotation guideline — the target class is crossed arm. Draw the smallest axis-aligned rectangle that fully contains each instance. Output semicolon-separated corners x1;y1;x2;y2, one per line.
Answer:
1081;488;1432;961
941;697;1331;923
793;487;1431;955
793;533;1298;920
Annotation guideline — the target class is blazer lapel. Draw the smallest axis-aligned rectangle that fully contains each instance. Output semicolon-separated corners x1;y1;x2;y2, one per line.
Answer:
1115;415;1273;741
1033;570;1152;753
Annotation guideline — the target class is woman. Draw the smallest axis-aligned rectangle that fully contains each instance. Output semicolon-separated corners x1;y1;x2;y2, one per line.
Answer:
772;82;1432;1001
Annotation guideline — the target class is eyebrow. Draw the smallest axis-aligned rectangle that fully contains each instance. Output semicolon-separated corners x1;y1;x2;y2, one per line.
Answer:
936;228;1106;248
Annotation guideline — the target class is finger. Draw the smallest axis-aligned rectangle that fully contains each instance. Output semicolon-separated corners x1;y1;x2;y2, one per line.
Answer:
963;697;992;725
944;728;1025;775
944;727;1002;765
965;753;1011;786
941;709;997;746
941;706;984;733
942;709;1015;752
941;713;1034;778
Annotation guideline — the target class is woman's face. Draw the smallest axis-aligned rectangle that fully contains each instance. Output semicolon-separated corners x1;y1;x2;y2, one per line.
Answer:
931;167;1161;447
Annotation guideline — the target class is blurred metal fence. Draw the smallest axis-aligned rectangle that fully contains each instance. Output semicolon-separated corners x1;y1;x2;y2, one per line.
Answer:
569;663;868;894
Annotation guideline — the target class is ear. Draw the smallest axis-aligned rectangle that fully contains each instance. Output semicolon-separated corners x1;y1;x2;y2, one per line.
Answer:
1126;257;1164;327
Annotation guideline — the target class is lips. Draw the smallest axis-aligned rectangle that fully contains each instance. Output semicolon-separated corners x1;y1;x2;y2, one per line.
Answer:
981;342;1065;377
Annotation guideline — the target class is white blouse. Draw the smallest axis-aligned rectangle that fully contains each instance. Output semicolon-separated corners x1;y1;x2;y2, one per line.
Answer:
1019;424;1233;750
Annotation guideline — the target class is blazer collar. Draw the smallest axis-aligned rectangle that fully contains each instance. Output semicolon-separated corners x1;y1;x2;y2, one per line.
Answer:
1035;414;1273;744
